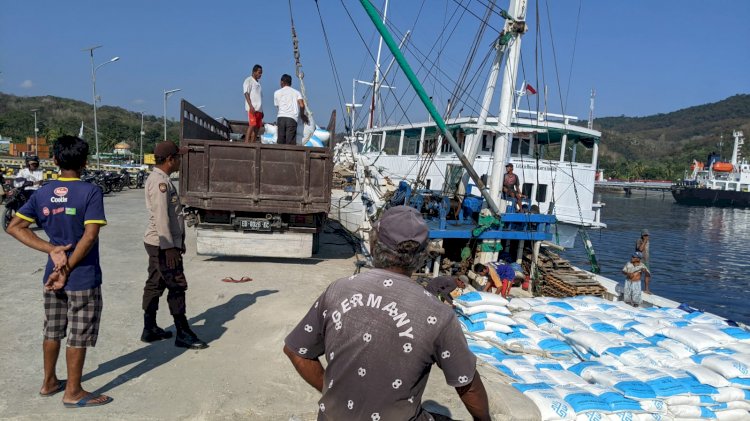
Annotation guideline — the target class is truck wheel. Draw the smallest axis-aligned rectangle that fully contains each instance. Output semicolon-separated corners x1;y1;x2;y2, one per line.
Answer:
312;232;321;255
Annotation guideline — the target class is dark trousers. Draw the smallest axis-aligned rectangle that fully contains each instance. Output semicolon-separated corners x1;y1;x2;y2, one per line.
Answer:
143;243;187;315
277;117;298;145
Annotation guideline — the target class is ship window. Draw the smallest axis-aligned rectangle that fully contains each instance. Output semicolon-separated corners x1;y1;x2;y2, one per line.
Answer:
441;128;465;153
536;184;548;202
423;127;438;154
402;129;420;155
383;131;401;155
728;183;737;191
511;137;531;155
364;133;382;153
522;183;533;198
741;184;749;192
715;182;726;190
481;133;495;152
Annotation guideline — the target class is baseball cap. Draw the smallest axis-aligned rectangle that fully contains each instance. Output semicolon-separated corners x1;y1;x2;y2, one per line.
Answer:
375;206;429;251
154;141;189;159
632;251;643;259
505;163;513;168
458;275;469;284
641;229;649;236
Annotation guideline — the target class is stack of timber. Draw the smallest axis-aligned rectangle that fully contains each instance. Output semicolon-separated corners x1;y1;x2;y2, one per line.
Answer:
527;249;607;298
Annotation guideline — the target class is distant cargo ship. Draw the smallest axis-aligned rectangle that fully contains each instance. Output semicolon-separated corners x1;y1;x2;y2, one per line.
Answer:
672;130;750;207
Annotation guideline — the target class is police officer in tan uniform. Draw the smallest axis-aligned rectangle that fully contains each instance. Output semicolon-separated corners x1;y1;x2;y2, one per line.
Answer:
141;141;207;349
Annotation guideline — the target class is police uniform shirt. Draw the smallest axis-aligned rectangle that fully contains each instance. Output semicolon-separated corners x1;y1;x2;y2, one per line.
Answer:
285;268;477;420
16;177;107;291
143;168;184;250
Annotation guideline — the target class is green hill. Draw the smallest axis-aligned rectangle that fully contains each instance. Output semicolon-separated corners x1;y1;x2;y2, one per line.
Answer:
0;92;179;156
2;92;749;179
592;94;750;180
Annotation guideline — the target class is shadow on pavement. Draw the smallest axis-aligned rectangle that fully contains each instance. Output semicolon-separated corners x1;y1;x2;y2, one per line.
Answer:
82;290;278;394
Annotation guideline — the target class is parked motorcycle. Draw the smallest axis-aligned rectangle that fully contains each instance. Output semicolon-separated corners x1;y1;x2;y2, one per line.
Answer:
129;169;147;189
3;177;32;231
116;169;132;191
81;170;108;194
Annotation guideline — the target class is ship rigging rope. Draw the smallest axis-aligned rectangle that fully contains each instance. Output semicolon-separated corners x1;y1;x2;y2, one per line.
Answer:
310;0;349;126
541;0;589;230
338;0;415;127
444;0;496;119
287;0;315;136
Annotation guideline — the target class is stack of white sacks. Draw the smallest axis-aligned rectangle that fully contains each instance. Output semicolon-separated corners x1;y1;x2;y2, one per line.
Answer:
454;292;750;420
260;123;330;147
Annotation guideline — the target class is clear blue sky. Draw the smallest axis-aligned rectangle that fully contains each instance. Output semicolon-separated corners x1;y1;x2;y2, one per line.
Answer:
2;0;749;132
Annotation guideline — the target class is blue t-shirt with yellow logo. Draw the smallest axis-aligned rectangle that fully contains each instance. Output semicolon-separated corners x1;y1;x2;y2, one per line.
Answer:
17;178;107;291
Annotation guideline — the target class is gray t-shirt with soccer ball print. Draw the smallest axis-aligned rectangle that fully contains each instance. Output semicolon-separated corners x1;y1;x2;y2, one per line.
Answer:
285;268;477;421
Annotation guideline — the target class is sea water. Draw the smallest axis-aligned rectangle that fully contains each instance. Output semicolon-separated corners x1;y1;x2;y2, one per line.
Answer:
562;192;750;324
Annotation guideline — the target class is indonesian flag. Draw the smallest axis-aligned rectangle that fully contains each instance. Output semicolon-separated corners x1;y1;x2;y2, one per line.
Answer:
525;84;537;95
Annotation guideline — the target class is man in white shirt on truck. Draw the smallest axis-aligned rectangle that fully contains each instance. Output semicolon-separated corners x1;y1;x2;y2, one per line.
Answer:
273;74;308;145
243;64;263;143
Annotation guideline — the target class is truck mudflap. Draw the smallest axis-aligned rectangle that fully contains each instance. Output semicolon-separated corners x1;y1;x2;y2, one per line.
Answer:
196;227;314;258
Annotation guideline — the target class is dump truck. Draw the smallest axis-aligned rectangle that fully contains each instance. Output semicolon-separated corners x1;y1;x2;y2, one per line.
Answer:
178;100;334;258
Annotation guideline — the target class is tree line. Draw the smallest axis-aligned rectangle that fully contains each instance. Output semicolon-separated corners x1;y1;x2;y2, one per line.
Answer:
0;93;180;154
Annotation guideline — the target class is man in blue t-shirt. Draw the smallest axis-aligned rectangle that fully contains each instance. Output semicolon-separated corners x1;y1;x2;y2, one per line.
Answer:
7;136;112;408
475;262;518;298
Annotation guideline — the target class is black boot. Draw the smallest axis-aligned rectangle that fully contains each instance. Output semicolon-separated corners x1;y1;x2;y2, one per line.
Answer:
174;315;208;349
141;312;173;343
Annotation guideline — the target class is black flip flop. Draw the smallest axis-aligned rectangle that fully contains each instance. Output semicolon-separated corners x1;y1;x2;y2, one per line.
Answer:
63;394;113;408
39;380;66;397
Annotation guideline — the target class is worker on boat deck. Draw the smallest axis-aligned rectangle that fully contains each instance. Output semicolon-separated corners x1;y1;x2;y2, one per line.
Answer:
502;163;523;211
425;274;468;305
622;251;651;307
284;205;490;420
475;262;517;298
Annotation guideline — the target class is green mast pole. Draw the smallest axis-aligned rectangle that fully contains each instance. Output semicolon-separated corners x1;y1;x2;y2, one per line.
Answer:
359;0;502;217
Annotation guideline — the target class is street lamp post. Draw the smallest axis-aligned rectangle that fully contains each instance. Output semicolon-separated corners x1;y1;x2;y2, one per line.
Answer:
163;88;181;141
83;45;119;169
30;108;39;154
139;111;145;166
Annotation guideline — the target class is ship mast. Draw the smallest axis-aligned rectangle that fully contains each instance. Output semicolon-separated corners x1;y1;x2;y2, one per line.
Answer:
488;0;528;206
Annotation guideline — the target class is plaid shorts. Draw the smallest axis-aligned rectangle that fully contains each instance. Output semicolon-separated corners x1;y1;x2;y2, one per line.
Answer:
43;286;103;348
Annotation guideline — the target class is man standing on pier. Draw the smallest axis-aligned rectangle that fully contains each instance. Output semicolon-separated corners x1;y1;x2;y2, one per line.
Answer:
284;206;490;420
635;229;651;292
141;141;208;349
7;136;112;408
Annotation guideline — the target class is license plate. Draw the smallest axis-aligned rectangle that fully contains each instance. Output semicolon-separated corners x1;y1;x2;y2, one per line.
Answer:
239;218;271;231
